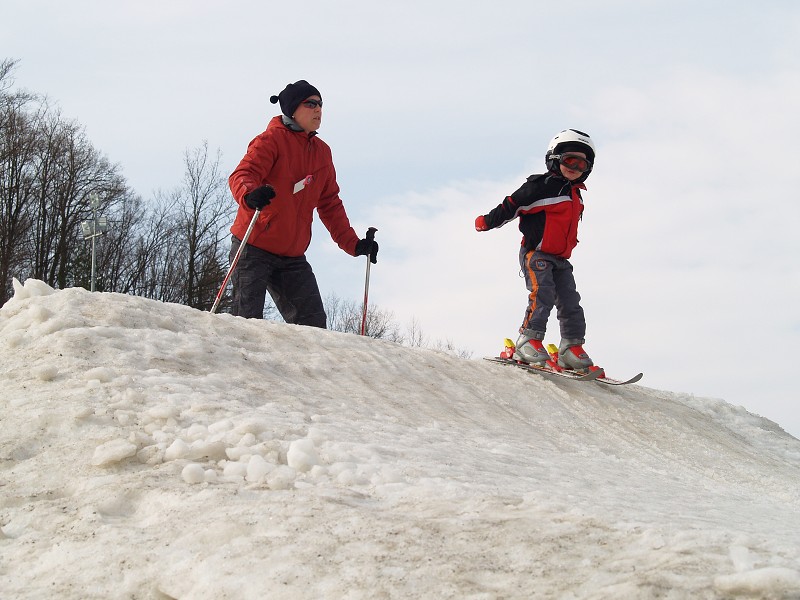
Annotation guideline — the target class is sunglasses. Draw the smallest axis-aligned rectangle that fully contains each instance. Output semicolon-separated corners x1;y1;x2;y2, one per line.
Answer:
557;154;591;172
300;99;323;109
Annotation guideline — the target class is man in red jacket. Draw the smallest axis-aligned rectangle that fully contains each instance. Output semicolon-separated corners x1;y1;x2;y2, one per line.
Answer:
228;80;378;326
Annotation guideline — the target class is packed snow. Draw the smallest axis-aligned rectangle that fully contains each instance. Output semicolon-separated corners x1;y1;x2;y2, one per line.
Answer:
1;278;799;599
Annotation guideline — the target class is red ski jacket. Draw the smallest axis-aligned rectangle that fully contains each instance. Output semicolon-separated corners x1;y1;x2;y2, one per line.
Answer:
482;174;586;259
229;116;359;258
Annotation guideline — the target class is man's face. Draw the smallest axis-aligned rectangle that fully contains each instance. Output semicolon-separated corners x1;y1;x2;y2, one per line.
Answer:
293;96;323;133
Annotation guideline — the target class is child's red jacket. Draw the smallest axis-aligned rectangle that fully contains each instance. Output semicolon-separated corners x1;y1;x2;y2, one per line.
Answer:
482;174;586;259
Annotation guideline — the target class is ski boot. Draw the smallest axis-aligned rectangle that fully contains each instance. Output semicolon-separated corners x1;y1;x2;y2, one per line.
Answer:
558;338;604;376
514;333;551;365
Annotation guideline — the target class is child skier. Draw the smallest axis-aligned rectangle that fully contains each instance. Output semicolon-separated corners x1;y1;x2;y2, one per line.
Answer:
475;129;599;372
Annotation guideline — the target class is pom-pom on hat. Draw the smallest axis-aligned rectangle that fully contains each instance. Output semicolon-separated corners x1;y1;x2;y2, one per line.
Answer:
269;80;322;118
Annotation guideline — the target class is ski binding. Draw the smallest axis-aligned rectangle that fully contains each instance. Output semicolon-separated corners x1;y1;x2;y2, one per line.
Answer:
485;339;642;385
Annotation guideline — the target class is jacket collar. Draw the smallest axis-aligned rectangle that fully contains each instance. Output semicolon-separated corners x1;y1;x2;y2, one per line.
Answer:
545;171;587;191
280;115;318;138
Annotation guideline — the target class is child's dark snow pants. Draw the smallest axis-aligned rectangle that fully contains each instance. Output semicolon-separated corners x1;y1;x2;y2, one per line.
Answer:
518;248;586;341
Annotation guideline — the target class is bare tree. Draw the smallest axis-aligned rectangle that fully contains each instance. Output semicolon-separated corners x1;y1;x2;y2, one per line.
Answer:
181;142;234;309
324;291;344;331
29;110;126;290
324;292;402;341
88;189;148;294
322;291;472;357
0;62;39;304
0;59;16;95
429;339;473;359
122;198;180;301
405;316;426;348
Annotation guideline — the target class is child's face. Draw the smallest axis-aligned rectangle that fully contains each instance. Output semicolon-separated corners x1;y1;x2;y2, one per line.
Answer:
559;152;589;181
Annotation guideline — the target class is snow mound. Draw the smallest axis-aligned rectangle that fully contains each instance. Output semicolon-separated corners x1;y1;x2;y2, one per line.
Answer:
1;281;799;599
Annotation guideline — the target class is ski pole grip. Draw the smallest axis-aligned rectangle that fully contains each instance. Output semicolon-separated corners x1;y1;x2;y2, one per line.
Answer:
365;227;378;264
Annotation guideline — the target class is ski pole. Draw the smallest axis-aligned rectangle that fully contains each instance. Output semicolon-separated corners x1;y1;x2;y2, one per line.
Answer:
360;227;378;336
210;209;261;314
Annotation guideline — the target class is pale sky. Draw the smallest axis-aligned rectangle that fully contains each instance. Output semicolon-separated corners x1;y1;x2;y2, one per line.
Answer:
3;0;800;436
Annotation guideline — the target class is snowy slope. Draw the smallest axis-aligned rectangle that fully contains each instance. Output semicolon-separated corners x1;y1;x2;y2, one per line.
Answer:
1;279;799;600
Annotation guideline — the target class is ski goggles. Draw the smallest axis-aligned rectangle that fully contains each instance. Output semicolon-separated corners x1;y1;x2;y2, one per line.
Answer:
557;154;592;173
300;99;323;109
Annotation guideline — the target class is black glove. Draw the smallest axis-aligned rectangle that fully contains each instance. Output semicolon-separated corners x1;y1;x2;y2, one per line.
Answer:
244;185;276;210
355;238;379;264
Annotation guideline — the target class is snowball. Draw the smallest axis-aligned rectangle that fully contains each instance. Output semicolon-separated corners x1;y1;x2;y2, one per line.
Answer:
225;446;254;461
222;461;248;480
186;440;226;461
114;410;135;426
309;465;328;479
83;367;116;383
286;438;320;472
34;365;59;382
146;405;180;421
233;418;270;436
185;423;208;441
246;454;272;482
237;432;257;447
207;419;233;434
92;439;138;466
164;439;191;461
267;466;296;490
74;406;94;420
181;463;206;484
4;331;24;348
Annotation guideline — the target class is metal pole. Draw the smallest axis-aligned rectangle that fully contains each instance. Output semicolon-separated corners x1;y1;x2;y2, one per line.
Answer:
210;209;262;314
90;199;97;292
360;227;377;336
91;232;96;292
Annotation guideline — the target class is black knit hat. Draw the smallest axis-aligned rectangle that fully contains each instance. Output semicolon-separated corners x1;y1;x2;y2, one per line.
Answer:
270;80;322;118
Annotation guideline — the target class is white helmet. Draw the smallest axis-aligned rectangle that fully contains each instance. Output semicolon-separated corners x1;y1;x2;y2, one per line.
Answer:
545;129;596;181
